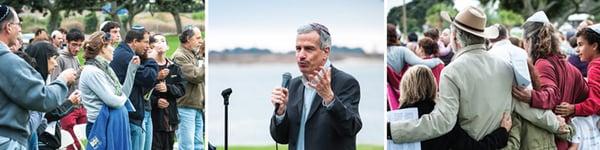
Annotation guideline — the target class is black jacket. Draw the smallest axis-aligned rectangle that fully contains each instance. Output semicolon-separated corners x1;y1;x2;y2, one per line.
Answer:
151;59;185;132
38;101;75;149
270;66;362;150
398;100;509;150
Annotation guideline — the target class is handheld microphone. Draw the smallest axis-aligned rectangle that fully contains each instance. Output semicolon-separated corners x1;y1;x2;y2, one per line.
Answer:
276;72;292;111
222;88;232;105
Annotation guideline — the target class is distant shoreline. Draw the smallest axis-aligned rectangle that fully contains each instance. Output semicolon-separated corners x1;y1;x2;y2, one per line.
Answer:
208;53;383;64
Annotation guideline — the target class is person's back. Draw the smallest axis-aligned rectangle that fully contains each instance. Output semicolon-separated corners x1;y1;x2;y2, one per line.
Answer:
443;44;514;140
532;56;588;109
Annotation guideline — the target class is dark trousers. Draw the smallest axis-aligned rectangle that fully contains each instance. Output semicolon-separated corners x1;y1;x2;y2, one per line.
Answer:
85;122;94;138
152;131;175;150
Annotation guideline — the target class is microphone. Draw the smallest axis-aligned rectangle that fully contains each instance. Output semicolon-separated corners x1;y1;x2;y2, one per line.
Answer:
276;72;292;111
222;88;232;105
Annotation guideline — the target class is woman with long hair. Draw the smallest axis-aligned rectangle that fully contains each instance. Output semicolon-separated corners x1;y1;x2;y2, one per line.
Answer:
512;18;588;150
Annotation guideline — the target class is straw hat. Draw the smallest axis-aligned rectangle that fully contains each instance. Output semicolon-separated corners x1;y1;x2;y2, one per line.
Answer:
440;6;498;39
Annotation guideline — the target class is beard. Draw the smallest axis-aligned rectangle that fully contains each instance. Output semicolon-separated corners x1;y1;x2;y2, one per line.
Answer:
135;50;148;60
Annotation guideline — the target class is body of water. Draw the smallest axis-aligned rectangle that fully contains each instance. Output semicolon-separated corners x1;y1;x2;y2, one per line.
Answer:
205;59;384;146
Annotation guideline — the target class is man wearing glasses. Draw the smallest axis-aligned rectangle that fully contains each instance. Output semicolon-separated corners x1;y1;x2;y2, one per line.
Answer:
51;29;86;150
0;5;77;149
270;23;362;150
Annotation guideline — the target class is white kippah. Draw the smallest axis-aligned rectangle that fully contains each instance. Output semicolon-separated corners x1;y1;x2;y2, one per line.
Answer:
589;24;600;35
51;30;61;38
99;21;110;31
525;11;550;23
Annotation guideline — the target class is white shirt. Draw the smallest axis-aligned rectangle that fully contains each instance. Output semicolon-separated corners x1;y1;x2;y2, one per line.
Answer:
488;39;532;88
571;115;600;149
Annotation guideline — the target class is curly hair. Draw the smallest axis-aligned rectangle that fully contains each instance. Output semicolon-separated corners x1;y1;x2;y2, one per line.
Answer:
418;37;439;56
399;65;437;105
83;32;109;60
522;21;562;63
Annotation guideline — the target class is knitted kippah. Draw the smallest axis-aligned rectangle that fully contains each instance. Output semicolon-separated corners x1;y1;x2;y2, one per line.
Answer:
0;5;10;22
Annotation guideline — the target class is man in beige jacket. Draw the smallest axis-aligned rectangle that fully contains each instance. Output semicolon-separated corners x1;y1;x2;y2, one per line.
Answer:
389;6;569;145
172;26;205;150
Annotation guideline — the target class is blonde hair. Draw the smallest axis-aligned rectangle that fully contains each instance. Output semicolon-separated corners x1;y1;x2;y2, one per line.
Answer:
399;65;437;105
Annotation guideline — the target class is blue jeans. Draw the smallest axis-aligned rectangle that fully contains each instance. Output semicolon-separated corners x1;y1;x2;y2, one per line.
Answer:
0;136;26;150
28;131;37;150
130;123;143;150
142;111;152;150
176;107;204;150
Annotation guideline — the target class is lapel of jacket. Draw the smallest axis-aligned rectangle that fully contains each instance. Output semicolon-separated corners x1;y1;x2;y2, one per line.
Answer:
306;66;337;122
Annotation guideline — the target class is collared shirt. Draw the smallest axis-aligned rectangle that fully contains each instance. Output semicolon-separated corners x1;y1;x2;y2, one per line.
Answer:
276;60;333;150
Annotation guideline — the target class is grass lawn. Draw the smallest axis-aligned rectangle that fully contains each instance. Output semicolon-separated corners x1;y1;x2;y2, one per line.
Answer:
215;145;383;150
76;34;181;64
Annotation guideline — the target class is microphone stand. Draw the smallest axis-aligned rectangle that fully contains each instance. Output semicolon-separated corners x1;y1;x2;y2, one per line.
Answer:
222;88;232;150
224;96;229;150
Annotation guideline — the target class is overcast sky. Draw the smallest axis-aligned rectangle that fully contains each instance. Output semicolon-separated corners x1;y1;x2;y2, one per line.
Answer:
207;0;385;54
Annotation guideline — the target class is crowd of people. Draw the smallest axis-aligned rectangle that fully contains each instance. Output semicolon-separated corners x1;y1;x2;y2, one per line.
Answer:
388;6;600;150
0;4;206;150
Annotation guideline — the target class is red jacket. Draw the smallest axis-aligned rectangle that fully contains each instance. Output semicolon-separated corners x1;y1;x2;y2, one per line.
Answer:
575;57;600;116
531;55;588;110
530;55;588;150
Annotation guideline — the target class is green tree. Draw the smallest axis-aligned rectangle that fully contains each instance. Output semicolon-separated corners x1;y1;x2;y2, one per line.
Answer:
387;0;453;33
152;0;204;34
84;12;99;34
425;3;457;29
480;0;600;24
1;0;98;32
488;10;524;28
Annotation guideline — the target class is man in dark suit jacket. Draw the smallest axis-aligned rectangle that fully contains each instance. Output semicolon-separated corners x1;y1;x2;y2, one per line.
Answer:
269;23;362;150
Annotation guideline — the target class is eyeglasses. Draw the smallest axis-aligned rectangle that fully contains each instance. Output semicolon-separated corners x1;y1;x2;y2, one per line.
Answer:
69;41;83;47
9;22;21;27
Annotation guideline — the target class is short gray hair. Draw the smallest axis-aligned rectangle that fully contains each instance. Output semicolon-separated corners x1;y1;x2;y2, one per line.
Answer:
453;25;485;47
297;23;331;50
0;7;16;33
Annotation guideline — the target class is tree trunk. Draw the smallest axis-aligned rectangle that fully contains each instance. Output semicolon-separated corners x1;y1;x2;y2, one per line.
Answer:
108;1;126;38
47;8;61;32
171;11;182;34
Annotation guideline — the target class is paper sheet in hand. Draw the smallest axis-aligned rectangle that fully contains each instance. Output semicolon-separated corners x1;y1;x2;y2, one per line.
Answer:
387;108;421;150
510;51;531;87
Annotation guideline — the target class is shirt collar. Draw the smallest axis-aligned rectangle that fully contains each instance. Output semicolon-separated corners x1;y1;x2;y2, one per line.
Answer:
492;39;511;47
455;44;486;58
